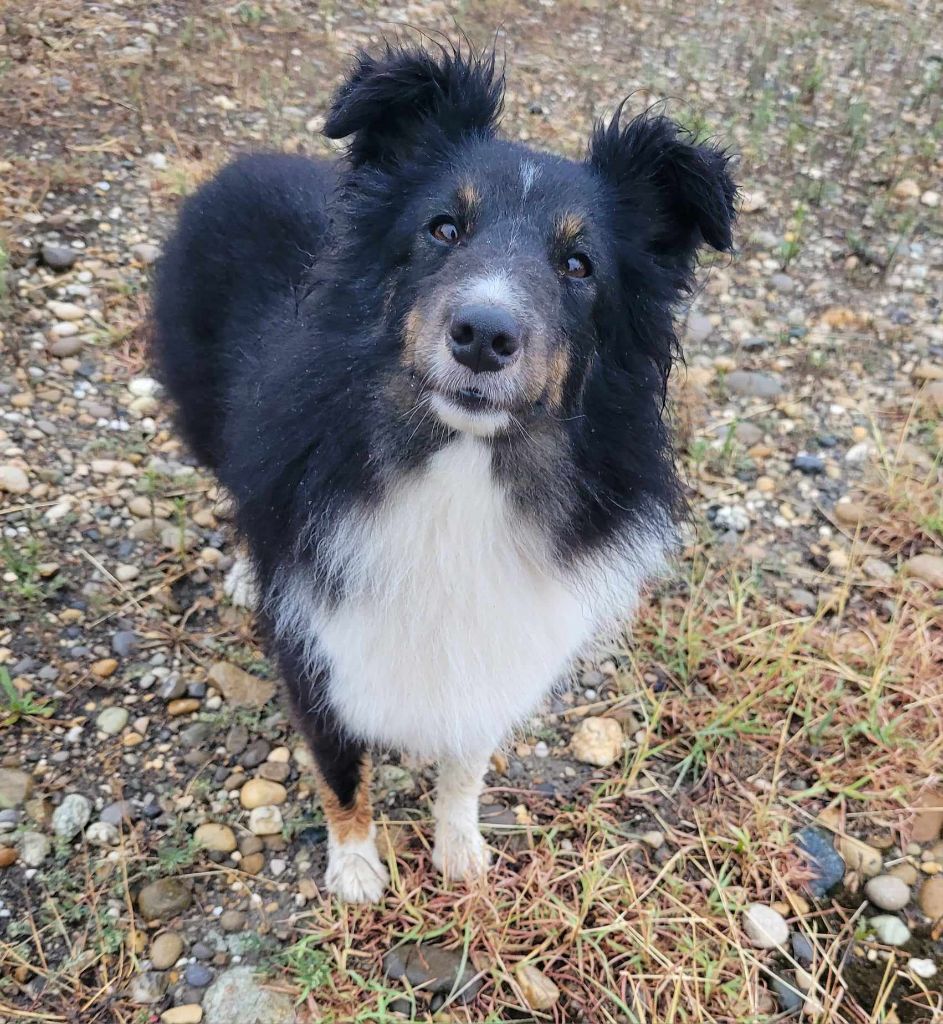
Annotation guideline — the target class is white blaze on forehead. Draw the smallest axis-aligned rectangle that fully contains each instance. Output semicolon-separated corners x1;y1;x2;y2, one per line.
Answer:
462;271;519;310
520;159;540;198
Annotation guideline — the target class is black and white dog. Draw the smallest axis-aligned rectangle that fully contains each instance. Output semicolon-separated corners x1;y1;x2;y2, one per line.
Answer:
153;43;736;902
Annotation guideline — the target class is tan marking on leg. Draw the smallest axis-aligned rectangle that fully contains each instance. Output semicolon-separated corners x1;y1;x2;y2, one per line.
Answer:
315;753;374;844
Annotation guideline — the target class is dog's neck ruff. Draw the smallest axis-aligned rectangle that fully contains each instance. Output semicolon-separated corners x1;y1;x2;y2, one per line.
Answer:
273;435;670;761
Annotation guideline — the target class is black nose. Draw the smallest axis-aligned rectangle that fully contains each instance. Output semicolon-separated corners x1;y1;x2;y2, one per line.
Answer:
449;304;522;373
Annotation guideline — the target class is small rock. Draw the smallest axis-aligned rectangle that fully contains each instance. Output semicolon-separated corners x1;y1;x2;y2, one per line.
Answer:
47;299;86;321
202;966;296;1024
715;505;750;532
0;847;17;868
150;931;185;970
132;242;161;265
864;875;910;911
921;190;940;208
0;465;30;495
793;453;825;475
41;243;79;270
570;716;624;767
248;805;283;836
790;932;814;966
100;800;135;826
207;662;275;708
162;1007;203;1024
0;769;34;809
904;554;943;589
18;831;51;867
194;822;237;853
185;963;214;987
686;312;713;343
111;630;139;658
770;273;795;293
96;706;129;735
725;370;783;398
219;909;247;932
796;827;846;896
641;830;665;849
771;973;803;1015
91;658;119;679
918;876;943;919
129;971;169;1005
833;501;868;527
87;821;120;846
888;862;919;886
515;963;560;1010
893;178;920;200
52;793;92;840
138;878;192;921
167;698;201;716
240;779;287;809
383;943;483;1003
908;958;938;979
834;834;882;878
912;790;943;844
869;914;911;946
48;336;85;358
743;904;789;949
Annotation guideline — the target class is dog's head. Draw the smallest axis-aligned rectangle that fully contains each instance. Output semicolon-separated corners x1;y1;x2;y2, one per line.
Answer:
324;44;737;439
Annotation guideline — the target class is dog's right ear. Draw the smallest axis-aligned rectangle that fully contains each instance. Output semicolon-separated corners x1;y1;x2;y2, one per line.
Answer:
323;43;504;168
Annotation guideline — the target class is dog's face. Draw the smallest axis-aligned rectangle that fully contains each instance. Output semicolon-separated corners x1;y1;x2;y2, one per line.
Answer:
324;45;736;439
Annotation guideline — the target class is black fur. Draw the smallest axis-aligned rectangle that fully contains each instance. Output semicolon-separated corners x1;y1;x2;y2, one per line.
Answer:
153;43;736;806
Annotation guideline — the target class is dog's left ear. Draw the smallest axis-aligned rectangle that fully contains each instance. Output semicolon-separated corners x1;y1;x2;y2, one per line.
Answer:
323;44;504;168
588;110;737;280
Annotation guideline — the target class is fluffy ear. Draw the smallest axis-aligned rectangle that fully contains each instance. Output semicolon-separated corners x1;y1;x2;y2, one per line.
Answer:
323;43;504;168
588;110;737;279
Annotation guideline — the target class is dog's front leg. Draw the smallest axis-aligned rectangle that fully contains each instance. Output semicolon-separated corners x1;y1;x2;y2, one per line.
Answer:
281;651;388;903
432;753;492;881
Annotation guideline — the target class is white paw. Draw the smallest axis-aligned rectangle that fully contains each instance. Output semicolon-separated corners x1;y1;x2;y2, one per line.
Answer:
224;556;257;610
432;823;491;881
325;836;389;903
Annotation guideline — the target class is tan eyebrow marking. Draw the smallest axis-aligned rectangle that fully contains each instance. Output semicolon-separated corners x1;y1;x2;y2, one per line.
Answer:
456;182;481;215
556;212;585;247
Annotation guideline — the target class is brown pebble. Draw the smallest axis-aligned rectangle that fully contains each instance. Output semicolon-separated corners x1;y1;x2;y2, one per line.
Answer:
167;698;201;716
91;658;118;679
918;876;943;920
238;835;263;856
888;863;919;886
912;791;943;845
219;910;246;932
258;761;290;783
0;847;18;868
240;853;265;875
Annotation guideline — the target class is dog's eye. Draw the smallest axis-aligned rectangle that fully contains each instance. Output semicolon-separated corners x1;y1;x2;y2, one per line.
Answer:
563;253;592;278
430;218;461;245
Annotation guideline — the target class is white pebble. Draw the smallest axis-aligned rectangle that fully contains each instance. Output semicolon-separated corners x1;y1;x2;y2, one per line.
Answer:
869;915;911;947
743;904;789;949
864;874;910;912
908;957;937;979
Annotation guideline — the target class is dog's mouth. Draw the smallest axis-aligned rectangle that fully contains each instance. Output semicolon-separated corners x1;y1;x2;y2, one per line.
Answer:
447;386;496;412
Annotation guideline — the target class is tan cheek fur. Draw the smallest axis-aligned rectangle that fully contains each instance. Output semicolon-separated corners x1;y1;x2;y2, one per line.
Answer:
314;754;375;844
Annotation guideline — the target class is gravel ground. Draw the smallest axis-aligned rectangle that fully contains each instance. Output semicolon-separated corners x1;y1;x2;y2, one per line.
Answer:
1;2;942;1022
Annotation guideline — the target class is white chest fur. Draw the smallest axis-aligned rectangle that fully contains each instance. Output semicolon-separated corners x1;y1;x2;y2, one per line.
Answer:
277;437;668;761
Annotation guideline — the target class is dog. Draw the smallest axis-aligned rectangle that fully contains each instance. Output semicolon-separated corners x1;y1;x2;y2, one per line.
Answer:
152;42;736;902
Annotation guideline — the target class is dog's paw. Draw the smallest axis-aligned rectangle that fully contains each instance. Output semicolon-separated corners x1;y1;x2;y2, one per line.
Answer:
325;836;389;904
223;556;257;610
432;823;491;881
